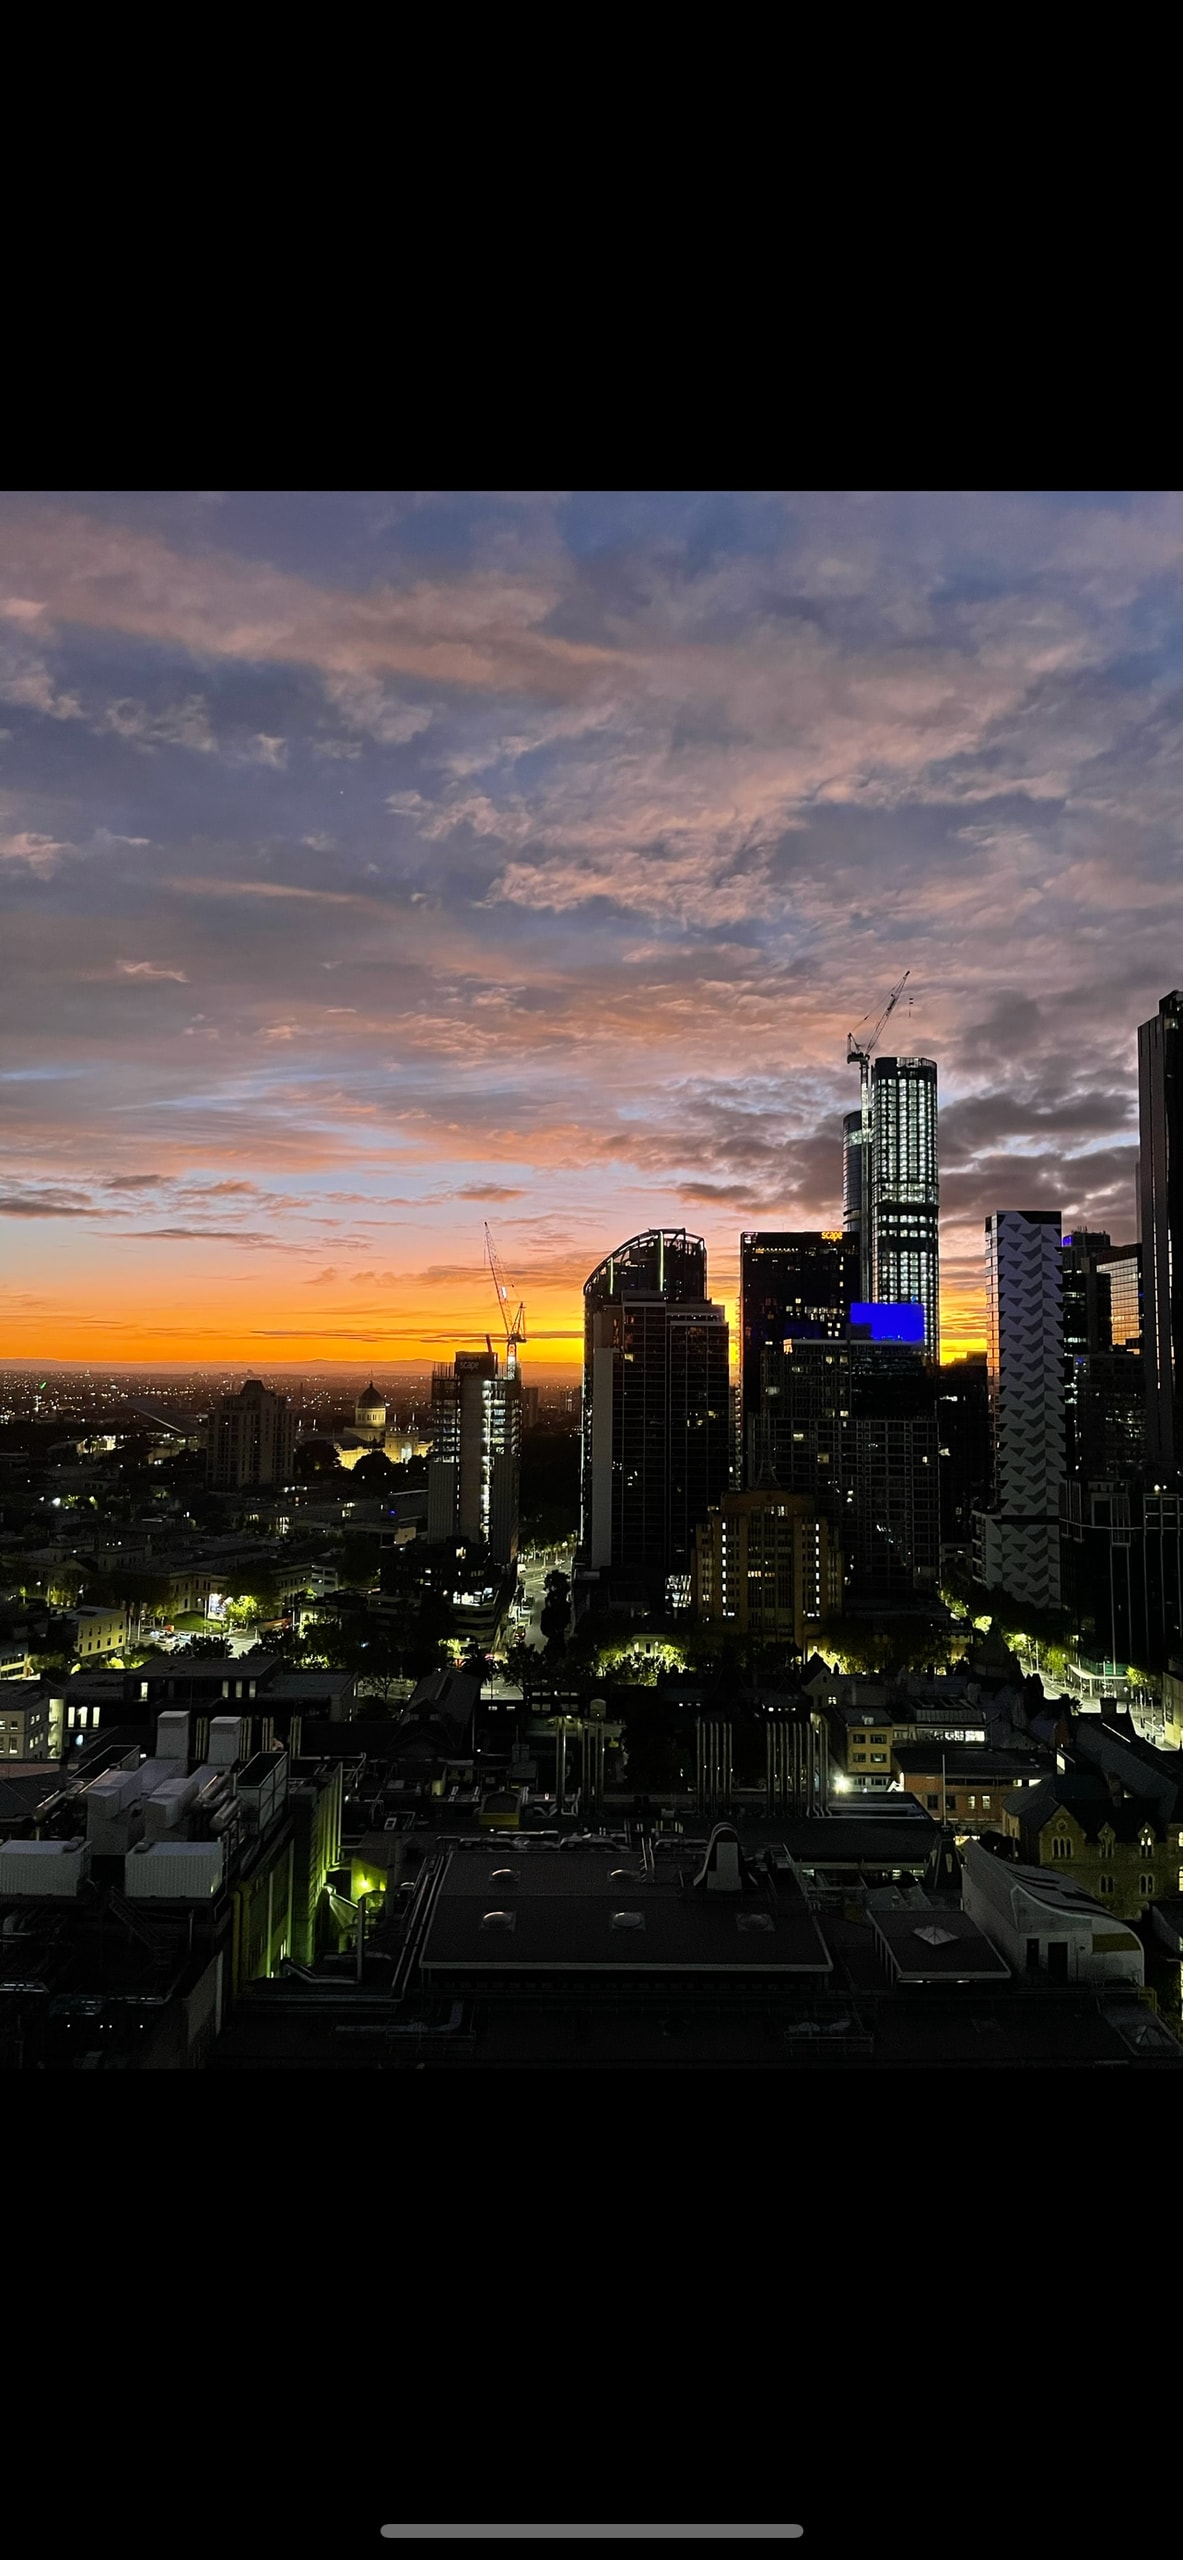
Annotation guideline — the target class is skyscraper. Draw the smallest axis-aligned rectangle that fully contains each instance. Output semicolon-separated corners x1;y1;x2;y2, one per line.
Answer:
1138;989;1183;1482
581;1229;729;1596
739;1230;858;1486
975;1211;1063;1608
754;1331;940;1600
427;1349;522;1566
869;1055;940;1360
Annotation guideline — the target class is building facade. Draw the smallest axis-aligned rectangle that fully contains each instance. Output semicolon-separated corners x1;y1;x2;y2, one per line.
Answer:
738;1231;858;1487
207;1379;296;1493
869;1056;940;1360
1139;989;1183;1482
426;1350;522;1566
694;1488;842;1651
977;1210;1064;1609
581;1231;729;1597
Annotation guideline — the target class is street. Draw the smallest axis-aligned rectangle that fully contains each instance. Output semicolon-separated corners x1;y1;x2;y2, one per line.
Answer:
510;1548;574;1653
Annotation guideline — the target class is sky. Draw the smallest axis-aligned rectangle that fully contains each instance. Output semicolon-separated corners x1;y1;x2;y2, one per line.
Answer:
0;488;1175;1375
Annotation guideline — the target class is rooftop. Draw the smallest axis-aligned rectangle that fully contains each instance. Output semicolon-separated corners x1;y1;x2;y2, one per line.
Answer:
419;1845;833;1980
869;1906;1011;1985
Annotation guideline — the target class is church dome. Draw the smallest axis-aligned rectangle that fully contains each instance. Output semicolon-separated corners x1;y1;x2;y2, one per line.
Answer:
356;1380;386;1421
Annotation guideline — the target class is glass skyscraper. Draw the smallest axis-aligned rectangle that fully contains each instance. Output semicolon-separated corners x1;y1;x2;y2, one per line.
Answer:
843;1057;940;1358
870;1055;940;1360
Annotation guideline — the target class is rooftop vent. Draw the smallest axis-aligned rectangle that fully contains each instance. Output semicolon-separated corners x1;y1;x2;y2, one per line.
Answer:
913;1924;957;1947
610;1910;645;1931
489;1869;517;1886
480;1910;515;1932
736;1912;775;1933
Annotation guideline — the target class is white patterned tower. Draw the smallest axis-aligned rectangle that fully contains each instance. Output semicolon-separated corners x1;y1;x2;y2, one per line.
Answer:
976;1210;1064;1607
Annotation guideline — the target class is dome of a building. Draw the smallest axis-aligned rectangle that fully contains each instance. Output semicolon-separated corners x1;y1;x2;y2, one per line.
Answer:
356;1380;386;1422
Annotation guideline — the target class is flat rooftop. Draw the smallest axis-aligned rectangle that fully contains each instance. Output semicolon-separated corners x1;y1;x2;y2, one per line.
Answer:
419;1847;833;1980
869;1906;1011;1984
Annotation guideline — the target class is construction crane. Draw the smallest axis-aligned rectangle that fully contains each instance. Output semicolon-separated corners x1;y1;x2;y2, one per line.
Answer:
845;971;910;1300
484;1223;527;1375
847;969;911;1098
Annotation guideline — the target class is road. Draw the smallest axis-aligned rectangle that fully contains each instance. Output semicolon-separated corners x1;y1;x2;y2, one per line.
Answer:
141;1624;262;1659
509;1547;574;1653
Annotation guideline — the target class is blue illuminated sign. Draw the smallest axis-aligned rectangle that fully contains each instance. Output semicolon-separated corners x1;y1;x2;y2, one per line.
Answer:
849;1301;926;1344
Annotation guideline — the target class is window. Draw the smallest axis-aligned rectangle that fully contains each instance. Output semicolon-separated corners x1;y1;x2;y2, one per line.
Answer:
1098;1875;1116;1896
1141;1874;1156;1897
982;1795;991;1811
1051;1836;1072;1859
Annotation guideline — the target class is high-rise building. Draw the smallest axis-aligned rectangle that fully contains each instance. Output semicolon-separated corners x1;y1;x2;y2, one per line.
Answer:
936;1355;991;1555
207;1379;295;1492
842;1109;872;1299
581;1230;729;1596
975;1211;1063;1608
1138;989;1183;1483
694;1487;842;1650
869;1055;940;1360
754;1331;940;1600
427;1349;521;1566
739;1230;858;1486
1059;1230;1144;1487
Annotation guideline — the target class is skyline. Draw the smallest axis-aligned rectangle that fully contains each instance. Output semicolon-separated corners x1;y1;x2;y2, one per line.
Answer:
1;488;1171;1372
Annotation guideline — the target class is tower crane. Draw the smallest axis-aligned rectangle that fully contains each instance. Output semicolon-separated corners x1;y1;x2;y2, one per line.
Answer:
484;1224;527;1375
847;969;911;1109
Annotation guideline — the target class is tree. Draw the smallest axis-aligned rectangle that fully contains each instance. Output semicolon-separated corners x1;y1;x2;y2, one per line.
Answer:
294;1437;343;1481
173;1634;231;1658
337;1533;382;1591
540;1569;572;1658
351;1449;398;1493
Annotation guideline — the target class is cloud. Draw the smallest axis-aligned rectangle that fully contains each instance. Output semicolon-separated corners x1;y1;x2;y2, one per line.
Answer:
0;830;77;876
117;960;190;983
450;1183;527;1200
102;695;216;753
0;1193;104;1217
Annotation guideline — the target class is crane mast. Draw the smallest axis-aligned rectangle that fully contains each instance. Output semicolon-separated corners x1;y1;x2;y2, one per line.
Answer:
484;1224;527;1376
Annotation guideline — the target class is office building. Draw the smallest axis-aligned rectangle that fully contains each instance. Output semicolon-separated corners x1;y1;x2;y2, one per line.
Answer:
1139;989;1183;1482
694;1487;842;1650
207;1379;295;1493
1060;1229;1145;1485
426;1350;522;1567
936;1355;991;1555
976;1211;1063;1609
581;1230;729;1596
739;1230;858;1486
843;1058;940;1357
754;1331;940;1601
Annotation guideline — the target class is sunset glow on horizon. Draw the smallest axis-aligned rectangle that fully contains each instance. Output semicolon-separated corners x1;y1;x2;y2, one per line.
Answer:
2;489;1165;1378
